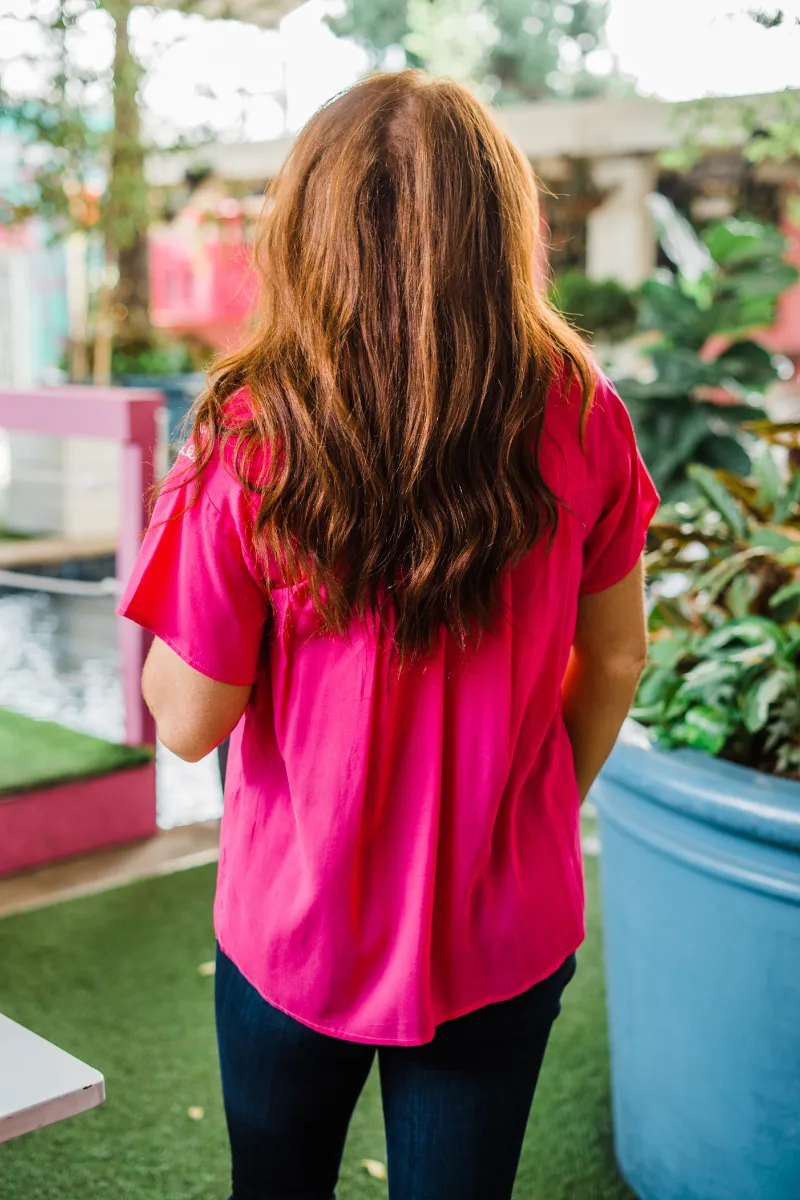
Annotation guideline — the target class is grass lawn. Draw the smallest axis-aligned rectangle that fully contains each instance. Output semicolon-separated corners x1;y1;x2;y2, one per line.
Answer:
0;708;152;795
0;856;633;1200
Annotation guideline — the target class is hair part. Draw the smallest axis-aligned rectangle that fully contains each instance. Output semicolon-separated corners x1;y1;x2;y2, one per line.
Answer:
192;70;594;661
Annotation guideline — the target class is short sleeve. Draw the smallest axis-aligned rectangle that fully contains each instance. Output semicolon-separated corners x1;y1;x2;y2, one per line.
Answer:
580;379;659;595
117;452;268;686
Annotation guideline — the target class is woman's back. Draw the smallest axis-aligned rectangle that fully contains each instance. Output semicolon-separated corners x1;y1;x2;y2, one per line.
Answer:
121;368;655;1043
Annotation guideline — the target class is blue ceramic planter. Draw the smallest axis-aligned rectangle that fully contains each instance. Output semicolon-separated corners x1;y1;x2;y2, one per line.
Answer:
592;724;800;1200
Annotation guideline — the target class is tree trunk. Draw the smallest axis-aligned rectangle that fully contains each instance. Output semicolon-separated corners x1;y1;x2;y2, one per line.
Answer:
104;0;151;372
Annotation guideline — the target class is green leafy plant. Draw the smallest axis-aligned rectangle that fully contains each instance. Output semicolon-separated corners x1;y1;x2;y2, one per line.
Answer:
111;337;210;379
550;272;638;342
635;422;800;780
613;203;798;500
661;90;800;178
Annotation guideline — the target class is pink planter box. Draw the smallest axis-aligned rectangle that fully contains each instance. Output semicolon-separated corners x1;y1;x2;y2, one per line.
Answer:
0;762;157;877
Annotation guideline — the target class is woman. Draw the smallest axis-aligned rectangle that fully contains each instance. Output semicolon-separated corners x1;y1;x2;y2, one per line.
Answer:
119;71;658;1200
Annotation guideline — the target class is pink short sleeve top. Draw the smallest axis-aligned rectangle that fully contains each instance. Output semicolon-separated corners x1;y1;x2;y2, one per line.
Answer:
118;372;658;1045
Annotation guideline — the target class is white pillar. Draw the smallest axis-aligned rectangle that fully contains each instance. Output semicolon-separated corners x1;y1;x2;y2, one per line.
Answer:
586;156;658;288
2;234;120;540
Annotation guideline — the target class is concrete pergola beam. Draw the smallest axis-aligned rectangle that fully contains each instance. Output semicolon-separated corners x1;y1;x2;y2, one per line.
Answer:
146;89;800;188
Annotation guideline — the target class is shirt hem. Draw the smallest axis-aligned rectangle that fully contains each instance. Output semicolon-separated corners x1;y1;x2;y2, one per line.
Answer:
579;531;649;596
215;928;586;1048
116;608;257;688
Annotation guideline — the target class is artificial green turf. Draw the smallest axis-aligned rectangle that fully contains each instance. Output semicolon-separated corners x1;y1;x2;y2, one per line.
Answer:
0;708;153;795
0;857;633;1200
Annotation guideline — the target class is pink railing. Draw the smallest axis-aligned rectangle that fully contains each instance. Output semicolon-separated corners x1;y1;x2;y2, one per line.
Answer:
0;385;161;746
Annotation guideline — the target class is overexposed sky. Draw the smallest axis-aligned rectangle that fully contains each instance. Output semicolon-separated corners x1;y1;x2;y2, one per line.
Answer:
2;0;800;144
607;0;800;101
137;0;371;142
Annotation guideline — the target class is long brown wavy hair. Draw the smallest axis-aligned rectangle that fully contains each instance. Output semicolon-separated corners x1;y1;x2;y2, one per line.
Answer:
192;70;594;661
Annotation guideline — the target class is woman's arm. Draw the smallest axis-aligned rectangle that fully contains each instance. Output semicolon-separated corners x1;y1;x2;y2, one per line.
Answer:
562;558;648;802
142;637;252;763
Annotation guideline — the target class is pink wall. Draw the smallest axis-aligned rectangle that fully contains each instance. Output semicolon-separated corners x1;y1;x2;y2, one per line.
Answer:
149;219;259;351
762;194;800;363
0;762;157;876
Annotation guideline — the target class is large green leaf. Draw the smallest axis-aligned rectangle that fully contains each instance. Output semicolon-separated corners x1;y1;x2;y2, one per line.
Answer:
741;670;793;734
647;633;691;668
785;623;800;659
777;745;800;777
637;279;709;348
687;464;749;539
710;294;780;337
753;447;783;508
727;573;760;617
778;545;800;566
775;471;800;525
636;666;680;708
670;705;732;754
769;580;800;612
648;597;695;631
709;340;779;391
724;261;799;302
649;346;710;392
648;194;714;284
642;410;718;490
696;549;765;603
680;658;740;703
703;218;787;267
700;435;753;477
615;379;693;404
749;528;796;552
705;616;787;661
714;404;768;424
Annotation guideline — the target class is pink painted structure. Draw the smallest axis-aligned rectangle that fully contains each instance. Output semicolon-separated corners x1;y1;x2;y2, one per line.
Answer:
0;763;157;876
0;386;162;875
763;199;800;366
149;214;258;351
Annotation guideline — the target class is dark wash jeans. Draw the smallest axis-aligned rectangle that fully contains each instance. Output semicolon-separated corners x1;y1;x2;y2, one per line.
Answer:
215;946;576;1200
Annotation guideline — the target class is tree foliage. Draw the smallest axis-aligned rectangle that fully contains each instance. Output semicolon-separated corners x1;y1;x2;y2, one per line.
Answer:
0;0;111;234
662;90;800;176
0;0;155;369
748;6;800;27
0;0;227;368
328;0;621;103
403;0;500;94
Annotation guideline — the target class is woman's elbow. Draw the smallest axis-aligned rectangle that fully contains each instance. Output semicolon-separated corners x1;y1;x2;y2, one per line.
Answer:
608;643;649;683
155;719;217;763
141;641;250;760
583;641;648;685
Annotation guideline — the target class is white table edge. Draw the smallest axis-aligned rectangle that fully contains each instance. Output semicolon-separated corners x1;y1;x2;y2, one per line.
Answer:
0;1077;106;1143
